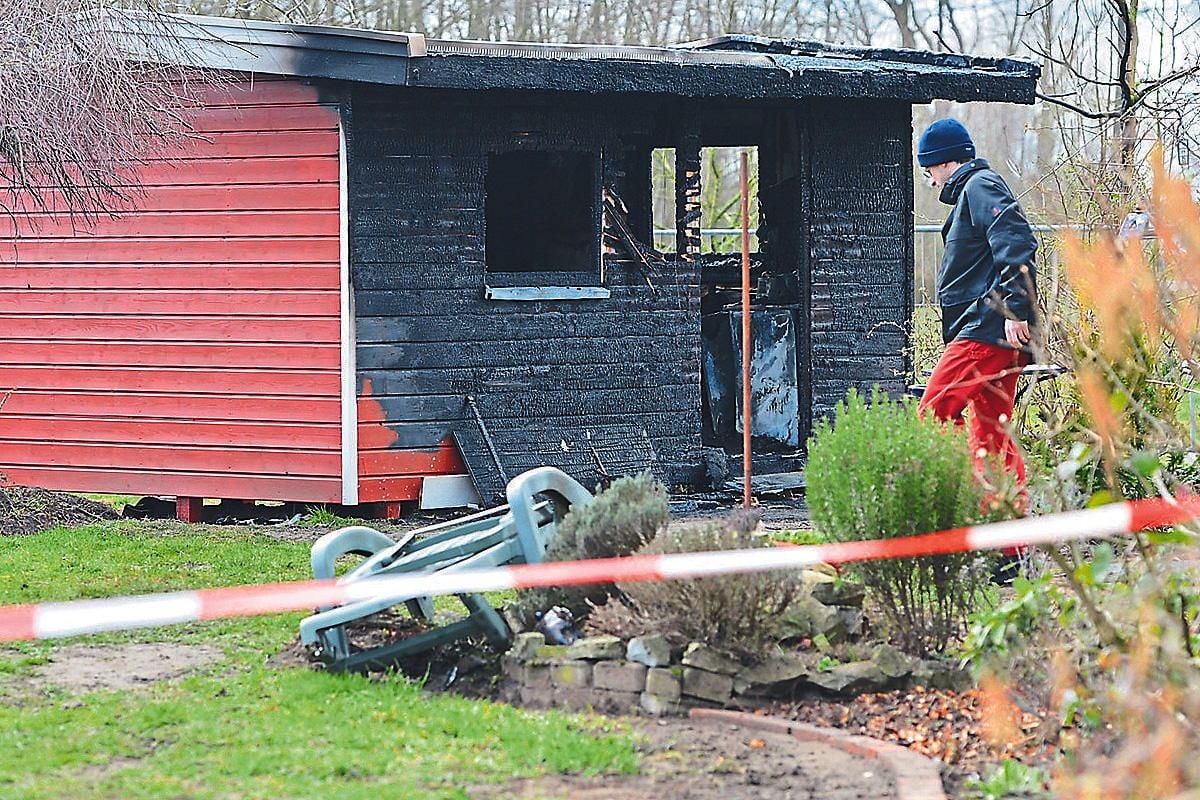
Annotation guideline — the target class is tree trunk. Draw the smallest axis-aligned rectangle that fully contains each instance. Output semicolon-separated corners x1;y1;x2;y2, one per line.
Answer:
1111;0;1140;195
883;0;917;49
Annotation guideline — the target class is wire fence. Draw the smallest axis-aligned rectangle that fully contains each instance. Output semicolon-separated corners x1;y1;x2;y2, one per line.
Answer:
914;224;1075;307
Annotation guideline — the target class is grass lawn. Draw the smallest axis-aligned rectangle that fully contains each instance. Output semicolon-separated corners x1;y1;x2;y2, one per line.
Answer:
0;523;638;799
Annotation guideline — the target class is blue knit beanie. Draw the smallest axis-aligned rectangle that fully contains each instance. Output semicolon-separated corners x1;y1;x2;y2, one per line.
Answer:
917;119;975;167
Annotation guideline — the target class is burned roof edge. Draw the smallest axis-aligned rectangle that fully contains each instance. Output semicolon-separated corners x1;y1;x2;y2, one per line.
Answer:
105;11;1038;104
409;54;1035;104
677;34;1040;81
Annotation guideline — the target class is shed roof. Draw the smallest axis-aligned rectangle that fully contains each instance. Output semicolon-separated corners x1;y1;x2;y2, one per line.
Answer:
110;12;1039;103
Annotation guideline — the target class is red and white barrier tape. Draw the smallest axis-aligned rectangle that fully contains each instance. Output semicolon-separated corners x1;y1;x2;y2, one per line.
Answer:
1;495;1197;643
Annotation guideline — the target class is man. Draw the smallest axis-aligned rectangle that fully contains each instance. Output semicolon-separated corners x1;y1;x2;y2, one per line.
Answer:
916;118;1039;485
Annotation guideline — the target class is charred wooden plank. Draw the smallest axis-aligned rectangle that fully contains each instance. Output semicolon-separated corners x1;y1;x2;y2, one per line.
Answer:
356;310;694;343
356;362;702;395
353;285;696;316
356;335;701;370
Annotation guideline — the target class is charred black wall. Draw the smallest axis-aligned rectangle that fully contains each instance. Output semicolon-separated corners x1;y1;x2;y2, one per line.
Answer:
346;87;704;500
345;86;914;500
807;99;913;422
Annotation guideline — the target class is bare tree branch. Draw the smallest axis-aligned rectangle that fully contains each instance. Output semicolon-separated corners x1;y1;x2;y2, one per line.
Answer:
1025;39;1124;89
0;2;213;229
1036;90;1125;120
1137;62;1200;98
1018;0;1055;18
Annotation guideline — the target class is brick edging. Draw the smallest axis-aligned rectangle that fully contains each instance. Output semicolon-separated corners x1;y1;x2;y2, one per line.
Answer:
689;708;948;800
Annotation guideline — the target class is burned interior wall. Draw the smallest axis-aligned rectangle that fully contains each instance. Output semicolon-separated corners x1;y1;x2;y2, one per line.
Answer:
806;99;913;423
345;87;705;500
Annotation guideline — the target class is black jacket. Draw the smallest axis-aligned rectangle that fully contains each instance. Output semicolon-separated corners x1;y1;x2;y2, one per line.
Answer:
937;159;1038;347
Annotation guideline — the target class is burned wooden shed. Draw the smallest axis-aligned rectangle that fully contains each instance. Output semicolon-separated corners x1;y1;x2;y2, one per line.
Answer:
0;16;1038;515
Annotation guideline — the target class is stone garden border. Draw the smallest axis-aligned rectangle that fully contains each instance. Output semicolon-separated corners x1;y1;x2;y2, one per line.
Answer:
499;629;969;716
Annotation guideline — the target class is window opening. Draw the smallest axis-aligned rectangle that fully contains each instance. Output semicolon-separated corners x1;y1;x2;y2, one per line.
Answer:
700;146;759;254
651;147;677;253
485;151;598;274
650;146;759;254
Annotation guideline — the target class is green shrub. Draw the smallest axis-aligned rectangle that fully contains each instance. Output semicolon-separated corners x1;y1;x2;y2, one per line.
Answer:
806;387;1012;655
588;510;803;661
965;759;1051;799
511;472;669;627
960;573;1058;668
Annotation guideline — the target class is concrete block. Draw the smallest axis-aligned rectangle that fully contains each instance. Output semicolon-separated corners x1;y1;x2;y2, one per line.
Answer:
535;644;569;659
810;580;867;608
590;689;641;715
681;643;741;675
871;643;913;679
500;653;522;680
521;663;552;689
509;632;545;661
682;667;734;704
640;692;684;717
734;652;810;696
549;660;593;688
806;661;888;694
912;659;972;691
780;596;842;639
626;634;671;667
566;635;625;661
552;687;598;712
644;667;682;701
592;661;648;693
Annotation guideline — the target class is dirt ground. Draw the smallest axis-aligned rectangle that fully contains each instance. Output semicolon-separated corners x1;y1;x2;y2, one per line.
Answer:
0;483;812;540
768;688;1055;797
472;718;896;800
0;642;223;702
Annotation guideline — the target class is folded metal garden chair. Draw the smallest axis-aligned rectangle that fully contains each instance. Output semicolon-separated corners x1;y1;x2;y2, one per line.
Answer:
298;466;592;672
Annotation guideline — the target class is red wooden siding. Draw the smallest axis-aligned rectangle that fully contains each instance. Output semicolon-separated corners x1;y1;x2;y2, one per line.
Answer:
0;76;345;503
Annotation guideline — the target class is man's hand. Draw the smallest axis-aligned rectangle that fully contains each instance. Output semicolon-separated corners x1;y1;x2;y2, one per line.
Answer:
1005;319;1031;348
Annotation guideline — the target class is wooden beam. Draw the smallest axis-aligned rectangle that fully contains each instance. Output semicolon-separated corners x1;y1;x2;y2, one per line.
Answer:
675;130;702;261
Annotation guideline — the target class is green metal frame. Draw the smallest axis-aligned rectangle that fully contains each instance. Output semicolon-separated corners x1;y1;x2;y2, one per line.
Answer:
298;466;593;671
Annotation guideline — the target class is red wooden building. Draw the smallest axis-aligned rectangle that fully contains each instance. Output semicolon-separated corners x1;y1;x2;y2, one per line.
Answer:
1;47;469;520
0;15;1037;520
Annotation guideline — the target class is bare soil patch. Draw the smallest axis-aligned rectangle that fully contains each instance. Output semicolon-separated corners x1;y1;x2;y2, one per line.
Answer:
471;717;896;800
2;642;222;697
0;486;117;535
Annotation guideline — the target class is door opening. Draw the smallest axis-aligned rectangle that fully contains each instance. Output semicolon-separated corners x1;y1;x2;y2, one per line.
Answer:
654;141;807;474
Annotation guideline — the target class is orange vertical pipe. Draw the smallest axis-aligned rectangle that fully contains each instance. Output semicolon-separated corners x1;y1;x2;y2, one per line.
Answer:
740;151;752;509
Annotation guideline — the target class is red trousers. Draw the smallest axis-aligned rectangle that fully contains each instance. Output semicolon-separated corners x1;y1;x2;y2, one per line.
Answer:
919;339;1029;484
